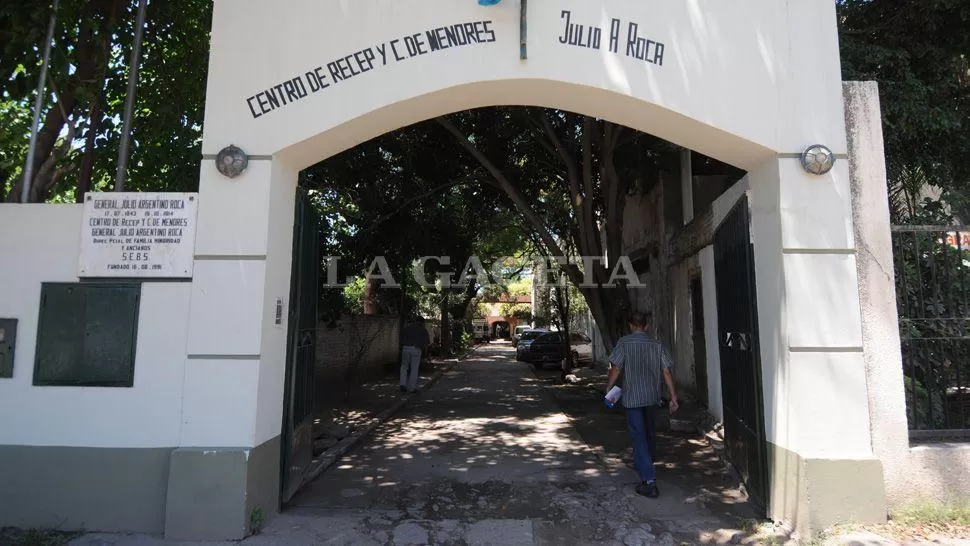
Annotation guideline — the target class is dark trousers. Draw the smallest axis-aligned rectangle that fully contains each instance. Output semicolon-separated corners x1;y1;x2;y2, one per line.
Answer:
625;405;659;483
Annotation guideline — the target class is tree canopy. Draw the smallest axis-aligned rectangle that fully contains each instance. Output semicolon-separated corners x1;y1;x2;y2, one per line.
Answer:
1;0;211;202
837;0;970;220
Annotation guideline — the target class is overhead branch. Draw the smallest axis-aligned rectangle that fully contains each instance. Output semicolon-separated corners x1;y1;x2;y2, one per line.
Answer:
435;116;569;262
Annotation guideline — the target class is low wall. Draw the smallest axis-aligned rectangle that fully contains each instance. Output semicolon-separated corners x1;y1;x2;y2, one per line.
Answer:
0;204;193;534
316;314;400;398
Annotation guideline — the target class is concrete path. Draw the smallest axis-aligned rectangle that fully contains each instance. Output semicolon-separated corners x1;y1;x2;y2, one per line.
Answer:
72;344;755;545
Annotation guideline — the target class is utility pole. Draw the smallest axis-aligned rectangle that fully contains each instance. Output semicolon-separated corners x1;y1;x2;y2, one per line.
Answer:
115;0;149;192
21;0;60;203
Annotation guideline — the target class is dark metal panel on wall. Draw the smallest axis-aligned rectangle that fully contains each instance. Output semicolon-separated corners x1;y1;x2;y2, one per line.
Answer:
33;283;141;387
713;196;769;512
0;319;18;378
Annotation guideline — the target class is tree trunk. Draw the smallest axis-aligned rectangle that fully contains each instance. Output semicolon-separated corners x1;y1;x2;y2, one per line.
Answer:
439;290;452;353
76;101;102;202
6;2;115;203
554;283;574;380
363;278;380;315
438;114;635;353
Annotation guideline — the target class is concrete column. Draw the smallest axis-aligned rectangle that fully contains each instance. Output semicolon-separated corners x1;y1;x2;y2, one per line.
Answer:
680;149;694;224
847;81;970;507
698;245;723;421
165;158;297;540
747;148;887;536
844;81;918;506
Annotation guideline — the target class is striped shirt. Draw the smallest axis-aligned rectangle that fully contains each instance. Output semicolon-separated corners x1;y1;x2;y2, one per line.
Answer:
609;332;673;408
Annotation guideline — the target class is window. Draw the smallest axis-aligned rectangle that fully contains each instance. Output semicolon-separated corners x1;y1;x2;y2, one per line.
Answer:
33;283;141;387
540;333;564;343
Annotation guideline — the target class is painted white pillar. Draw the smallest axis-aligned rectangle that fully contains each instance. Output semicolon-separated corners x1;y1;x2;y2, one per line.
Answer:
747;147;887;535
680;149;694;224
698;245;723;421
166;158;297;540
182;159;296;450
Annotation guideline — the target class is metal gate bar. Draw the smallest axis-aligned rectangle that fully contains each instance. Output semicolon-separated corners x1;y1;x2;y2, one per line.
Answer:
713;197;769;512
280;187;321;503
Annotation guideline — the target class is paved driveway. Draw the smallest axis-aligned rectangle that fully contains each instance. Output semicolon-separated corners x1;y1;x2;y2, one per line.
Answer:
73;344;756;545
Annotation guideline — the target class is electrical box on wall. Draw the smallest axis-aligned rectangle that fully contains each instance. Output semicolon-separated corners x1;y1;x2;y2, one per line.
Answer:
0;318;17;378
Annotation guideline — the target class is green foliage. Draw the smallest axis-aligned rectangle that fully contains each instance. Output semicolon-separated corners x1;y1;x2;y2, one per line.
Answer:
342;278;367;315
301;116;531;325
903;375;947;430
1;0;211;201
893;501;970;527
838;0;970;218
248;506;264;536
894;217;970;430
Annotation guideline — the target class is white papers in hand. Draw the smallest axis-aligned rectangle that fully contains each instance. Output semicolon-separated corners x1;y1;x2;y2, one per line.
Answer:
605;386;622;403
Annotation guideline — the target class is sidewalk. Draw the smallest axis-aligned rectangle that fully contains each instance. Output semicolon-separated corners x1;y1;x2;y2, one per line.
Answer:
310;356;452;458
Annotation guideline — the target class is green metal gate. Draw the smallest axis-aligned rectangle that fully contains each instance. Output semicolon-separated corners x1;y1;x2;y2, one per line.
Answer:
714;196;769;512
280;187;320;504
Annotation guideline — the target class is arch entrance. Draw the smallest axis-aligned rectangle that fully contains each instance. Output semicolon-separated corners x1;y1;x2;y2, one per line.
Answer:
173;0;883;540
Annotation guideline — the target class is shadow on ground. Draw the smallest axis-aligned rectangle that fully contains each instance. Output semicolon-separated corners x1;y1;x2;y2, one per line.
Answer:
281;344;772;545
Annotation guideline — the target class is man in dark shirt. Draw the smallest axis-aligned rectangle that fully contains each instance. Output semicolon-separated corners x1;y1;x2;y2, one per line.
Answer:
400;316;431;393
605;312;679;498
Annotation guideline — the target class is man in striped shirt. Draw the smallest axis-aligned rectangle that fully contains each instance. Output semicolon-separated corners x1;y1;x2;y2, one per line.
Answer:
605;311;679;498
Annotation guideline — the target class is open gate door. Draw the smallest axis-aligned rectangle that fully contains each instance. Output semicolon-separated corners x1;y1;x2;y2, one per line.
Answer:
280;187;320;504
713;196;770;512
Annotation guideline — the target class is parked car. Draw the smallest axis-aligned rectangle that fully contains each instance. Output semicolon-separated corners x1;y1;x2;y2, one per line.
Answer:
516;331;593;369
514;328;547;358
512;325;532;347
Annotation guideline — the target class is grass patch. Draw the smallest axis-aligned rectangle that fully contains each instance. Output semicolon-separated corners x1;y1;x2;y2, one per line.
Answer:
892;500;970;526
0;528;83;546
878;501;970;541
819;501;970;544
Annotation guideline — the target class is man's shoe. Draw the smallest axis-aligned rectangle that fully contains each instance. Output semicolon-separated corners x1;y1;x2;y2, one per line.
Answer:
399;386;407;393
635;481;659;498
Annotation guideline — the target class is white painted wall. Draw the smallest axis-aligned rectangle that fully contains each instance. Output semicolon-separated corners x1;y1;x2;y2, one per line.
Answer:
670;259;696;389
741;156;872;459
179;160;298;449
255;161;298;447
699;246;723;421
203;0;845;170
195;0;866;466
0;205;191;448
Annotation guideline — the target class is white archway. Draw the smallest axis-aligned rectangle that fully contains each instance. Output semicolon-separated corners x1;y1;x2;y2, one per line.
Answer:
171;0;882;540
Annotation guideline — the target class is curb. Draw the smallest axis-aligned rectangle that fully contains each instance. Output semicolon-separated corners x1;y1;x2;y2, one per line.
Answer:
305;356;460;483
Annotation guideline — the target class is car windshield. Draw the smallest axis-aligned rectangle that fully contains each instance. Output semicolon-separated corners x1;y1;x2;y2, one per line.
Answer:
536;333;563;343
519;330;544;341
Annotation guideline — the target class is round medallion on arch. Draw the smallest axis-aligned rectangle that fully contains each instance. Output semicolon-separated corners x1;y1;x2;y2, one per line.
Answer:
215;145;249;179
799;144;836;176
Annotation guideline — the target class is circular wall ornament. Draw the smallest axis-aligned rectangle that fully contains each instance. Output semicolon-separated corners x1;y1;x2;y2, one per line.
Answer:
800;144;836;176
216;145;249;178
